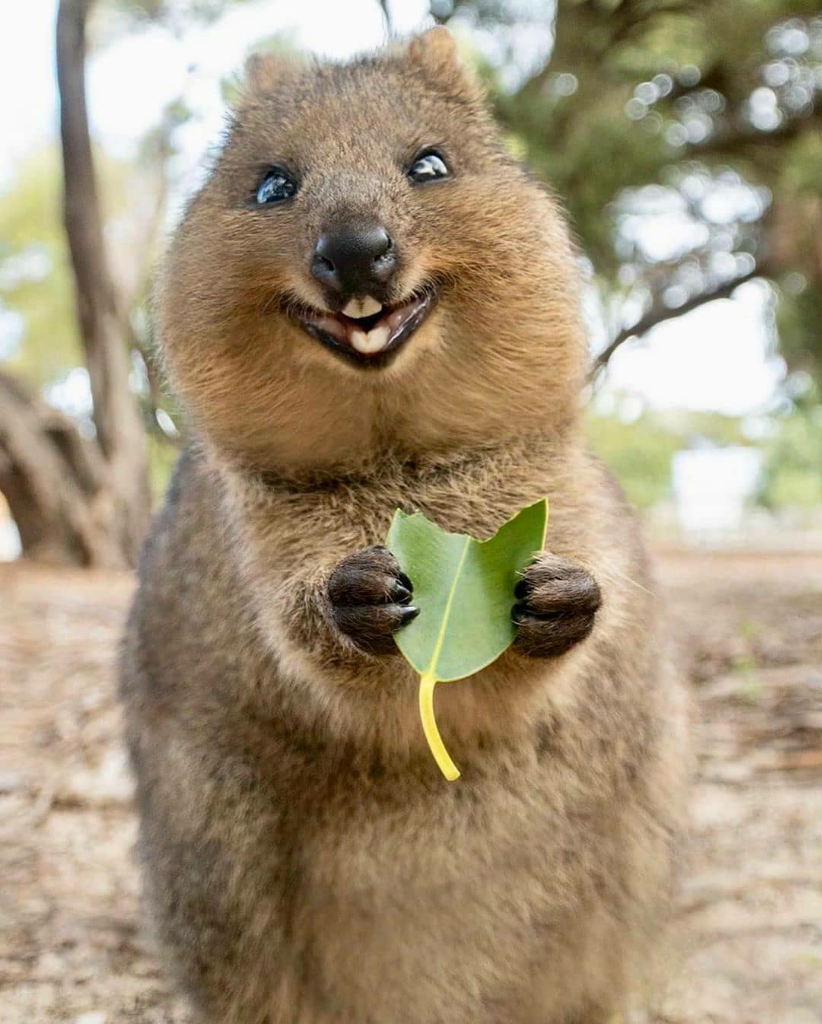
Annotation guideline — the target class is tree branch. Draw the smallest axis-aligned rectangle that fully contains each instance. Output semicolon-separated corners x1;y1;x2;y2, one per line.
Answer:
377;0;392;34
0;371;124;566
591;266;763;376
609;0;704;46
691;110;822;160
56;0;151;562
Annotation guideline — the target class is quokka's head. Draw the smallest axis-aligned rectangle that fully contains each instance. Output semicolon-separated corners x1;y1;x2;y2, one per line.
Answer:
159;29;586;472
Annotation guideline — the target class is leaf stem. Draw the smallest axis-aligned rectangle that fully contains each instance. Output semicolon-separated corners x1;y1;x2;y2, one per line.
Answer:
418;672;460;781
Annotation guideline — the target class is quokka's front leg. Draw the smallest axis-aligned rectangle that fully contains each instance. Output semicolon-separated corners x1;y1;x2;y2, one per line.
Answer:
512;554;602;658
327;545;419;654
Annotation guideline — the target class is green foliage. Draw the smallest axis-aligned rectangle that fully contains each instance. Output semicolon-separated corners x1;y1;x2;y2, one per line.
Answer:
586;410;680;508
760;403;822;507
588;401;822;513
778;132;822;198
0;149;80;386
777;281;822;382
586;407;764;509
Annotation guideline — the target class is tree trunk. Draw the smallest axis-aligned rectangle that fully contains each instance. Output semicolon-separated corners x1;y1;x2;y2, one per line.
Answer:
0;373;125;566
55;0;151;565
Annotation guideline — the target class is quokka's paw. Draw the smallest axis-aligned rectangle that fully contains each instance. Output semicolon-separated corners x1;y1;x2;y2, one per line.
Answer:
328;545;419;655
512;555;601;658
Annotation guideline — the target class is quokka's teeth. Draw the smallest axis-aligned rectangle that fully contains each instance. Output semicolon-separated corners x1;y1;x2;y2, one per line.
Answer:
343;296;383;319
350;324;391;354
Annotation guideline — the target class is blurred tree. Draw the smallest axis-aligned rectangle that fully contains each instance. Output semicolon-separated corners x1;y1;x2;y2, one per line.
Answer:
0;0;152;567
432;0;822;385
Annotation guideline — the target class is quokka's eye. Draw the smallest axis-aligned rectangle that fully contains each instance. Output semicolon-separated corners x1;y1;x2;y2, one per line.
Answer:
256;168;298;205
407;149;450;184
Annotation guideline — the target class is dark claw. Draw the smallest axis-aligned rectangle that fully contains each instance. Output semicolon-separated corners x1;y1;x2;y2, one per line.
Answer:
400;605;420;625
514;577;529;600
391;581;413;604
512;602;527;624
397;571;413;592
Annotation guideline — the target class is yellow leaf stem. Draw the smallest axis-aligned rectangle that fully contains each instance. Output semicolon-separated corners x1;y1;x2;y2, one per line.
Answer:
418;671;460;781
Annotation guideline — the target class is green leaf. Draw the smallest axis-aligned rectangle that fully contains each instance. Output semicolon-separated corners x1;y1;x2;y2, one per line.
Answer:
387;498;548;780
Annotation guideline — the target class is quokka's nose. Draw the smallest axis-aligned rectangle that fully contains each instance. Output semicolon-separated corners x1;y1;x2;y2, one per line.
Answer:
311;222;397;299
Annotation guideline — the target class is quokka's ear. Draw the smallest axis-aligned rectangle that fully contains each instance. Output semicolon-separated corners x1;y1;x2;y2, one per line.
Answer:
405;27;483;102
243;48;305;96
408;26;458;66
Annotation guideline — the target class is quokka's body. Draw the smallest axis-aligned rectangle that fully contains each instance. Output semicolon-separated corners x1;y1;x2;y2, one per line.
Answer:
121;29;690;1024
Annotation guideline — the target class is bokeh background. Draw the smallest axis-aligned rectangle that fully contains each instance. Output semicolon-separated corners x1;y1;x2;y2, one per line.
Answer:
1;3;821;1023
2;0;822;562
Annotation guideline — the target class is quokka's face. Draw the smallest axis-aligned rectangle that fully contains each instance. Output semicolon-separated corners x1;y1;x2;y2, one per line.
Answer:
174;29;542;377
160;30;583;470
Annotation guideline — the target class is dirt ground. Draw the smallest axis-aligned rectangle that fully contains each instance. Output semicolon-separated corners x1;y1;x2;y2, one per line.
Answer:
1;550;821;1024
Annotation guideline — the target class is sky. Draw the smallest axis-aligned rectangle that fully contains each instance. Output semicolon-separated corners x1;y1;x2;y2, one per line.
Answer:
0;0;784;418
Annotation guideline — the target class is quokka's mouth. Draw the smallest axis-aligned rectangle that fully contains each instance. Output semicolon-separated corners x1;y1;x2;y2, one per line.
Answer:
292;289;436;369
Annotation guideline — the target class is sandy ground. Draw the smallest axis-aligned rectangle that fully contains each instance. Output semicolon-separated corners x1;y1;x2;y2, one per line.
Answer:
1;550;821;1024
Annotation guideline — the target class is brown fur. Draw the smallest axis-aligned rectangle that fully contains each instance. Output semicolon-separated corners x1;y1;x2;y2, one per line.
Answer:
121;28;690;1024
